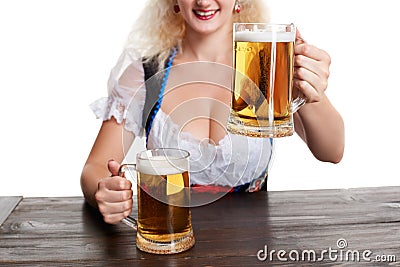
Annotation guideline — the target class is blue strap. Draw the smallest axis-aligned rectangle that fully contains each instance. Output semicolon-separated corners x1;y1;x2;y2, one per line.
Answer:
142;48;178;144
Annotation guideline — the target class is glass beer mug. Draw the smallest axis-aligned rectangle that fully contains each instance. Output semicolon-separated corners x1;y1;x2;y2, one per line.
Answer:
118;148;195;254
227;23;305;138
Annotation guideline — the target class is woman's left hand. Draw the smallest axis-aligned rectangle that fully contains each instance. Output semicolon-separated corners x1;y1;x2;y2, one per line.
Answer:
294;30;331;103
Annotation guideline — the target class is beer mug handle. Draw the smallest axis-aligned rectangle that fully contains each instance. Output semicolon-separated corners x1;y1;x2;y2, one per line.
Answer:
291;95;306;113
118;163;138;230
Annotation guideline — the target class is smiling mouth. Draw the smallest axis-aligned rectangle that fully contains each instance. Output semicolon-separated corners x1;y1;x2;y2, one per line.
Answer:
193;9;219;20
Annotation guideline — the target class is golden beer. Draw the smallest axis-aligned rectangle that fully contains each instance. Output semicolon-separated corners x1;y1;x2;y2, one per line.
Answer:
228;24;298;138
135;152;195;254
137;171;192;243
120;149;194;254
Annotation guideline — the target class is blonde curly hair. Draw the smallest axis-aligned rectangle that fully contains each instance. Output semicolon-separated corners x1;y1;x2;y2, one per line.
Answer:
125;0;270;69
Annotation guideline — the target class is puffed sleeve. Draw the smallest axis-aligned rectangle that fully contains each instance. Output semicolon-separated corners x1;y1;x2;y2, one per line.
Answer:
90;48;146;137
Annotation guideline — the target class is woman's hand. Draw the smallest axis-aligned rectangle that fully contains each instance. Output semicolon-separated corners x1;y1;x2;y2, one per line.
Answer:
294;30;331;103
94;160;133;224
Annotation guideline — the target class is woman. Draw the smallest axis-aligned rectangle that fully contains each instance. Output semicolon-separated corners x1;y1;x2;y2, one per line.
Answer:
81;0;344;224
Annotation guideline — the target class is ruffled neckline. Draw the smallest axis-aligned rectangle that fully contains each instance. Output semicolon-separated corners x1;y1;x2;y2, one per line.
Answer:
153;108;230;148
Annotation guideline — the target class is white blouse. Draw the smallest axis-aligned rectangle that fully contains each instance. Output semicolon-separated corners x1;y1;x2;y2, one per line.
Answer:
90;49;274;188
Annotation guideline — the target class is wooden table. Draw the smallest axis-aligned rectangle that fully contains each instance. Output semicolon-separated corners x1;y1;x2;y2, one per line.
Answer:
1;187;399;266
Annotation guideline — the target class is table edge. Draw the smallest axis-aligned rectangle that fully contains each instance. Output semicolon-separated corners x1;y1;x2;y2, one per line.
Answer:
0;196;23;226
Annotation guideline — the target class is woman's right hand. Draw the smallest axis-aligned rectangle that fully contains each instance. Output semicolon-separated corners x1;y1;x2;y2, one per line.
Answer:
95;160;133;224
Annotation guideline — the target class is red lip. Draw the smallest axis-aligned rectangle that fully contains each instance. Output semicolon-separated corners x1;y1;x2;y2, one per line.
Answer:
193;9;219;21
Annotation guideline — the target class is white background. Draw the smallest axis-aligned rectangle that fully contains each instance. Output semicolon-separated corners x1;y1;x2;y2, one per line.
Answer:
0;0;399;197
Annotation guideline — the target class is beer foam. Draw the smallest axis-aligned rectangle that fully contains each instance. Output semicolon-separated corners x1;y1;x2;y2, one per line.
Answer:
137;155;188;175
235;31;294;42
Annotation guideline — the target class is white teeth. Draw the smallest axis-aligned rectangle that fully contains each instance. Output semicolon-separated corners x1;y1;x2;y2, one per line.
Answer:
194;10;216;17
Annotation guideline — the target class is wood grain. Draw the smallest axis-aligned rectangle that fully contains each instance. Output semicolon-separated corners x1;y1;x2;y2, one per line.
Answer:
0;187;399;266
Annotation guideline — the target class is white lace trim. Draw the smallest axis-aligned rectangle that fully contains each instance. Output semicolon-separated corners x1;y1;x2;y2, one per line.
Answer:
90;97;125;124
89;91;145;137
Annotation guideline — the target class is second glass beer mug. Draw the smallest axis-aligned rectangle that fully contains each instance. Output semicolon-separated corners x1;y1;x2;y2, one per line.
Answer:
227;23;305;138
118;148;195;254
